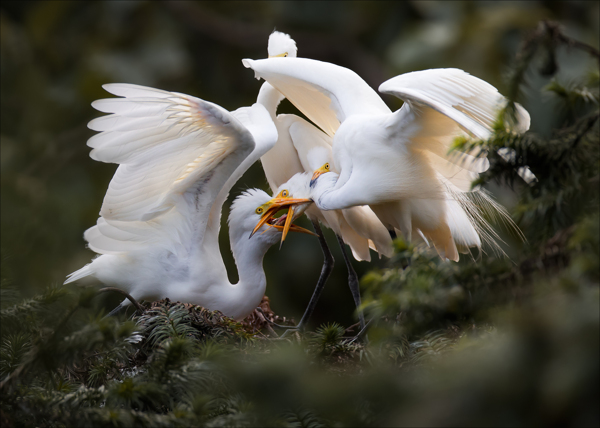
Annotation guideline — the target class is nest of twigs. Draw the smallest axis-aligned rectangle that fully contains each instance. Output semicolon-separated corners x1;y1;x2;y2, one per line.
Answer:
240;295;295;334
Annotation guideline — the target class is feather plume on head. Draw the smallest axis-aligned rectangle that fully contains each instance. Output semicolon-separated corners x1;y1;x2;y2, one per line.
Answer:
268;31;297;58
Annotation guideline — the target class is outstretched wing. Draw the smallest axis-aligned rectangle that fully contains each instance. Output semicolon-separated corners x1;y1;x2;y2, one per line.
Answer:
380;68;530;137
84;84;275;256
379;68;532;188
243;57;390;137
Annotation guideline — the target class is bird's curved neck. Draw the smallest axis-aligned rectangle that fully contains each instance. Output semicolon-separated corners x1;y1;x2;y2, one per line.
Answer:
311;172;365;211
231;236;268;292
218;232;270;319
257;82;285;119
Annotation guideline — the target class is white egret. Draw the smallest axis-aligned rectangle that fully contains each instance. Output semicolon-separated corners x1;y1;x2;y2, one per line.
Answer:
64;83;313;320
244;57;529;260
256;32;393;330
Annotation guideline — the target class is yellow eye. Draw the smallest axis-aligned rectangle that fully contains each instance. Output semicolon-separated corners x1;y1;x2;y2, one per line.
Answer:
282;189;289;197
324;163;330;170
256;207;263;214
284;53;288;57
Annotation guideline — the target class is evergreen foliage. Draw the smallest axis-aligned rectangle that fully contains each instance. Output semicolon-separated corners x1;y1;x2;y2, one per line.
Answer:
1;21;598;427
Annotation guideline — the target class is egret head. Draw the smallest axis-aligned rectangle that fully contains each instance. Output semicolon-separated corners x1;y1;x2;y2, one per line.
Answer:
275;172;312;199
230;189;313;247
252;173;315;245
268;31;297;58
309;162;332;187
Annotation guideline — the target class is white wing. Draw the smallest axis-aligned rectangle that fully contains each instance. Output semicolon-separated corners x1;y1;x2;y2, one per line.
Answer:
243;57;390;136
203;103;279;249
379;69;533;186
84;83;276;256
380;69;527;138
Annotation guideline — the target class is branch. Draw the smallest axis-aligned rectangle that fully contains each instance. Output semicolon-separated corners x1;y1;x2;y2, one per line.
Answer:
570;113;599;148
552;25;600;61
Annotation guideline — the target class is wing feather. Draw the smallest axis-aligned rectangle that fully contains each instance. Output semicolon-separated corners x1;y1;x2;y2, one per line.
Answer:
380;68;531;188
243;57;390;137
102;83;174;98
379;68;530;142
90;87;254;222
84;84;275;257
91;98;174;117
88;114;171;132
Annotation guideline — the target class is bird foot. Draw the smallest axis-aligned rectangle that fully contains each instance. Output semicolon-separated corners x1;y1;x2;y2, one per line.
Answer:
253;308;307;340
348;318;371;344
279;324;305;339
254;307;302;333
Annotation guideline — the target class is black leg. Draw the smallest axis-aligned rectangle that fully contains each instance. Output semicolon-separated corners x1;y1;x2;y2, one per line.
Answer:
297;220;335;327
280;220;334;336
387;229;412;269
98;287;144;317
336;235;366;331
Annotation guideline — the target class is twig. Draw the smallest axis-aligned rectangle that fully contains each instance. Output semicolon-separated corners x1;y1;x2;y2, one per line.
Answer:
349;319;372;344
344;321;361;334
551;23;600;61
570;113;599;149
254;308;279;338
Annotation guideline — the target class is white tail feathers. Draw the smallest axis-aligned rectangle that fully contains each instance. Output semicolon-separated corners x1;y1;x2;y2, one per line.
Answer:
443;182;524;258
445;197;482;252
64;264;93;284
341;206;394;259
428;222;460;262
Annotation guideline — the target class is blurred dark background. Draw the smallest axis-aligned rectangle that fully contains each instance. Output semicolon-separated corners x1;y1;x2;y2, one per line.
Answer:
1;1;598;326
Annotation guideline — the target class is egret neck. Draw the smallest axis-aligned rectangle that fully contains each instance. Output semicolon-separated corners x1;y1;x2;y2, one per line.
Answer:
257;82;285;120
218;222;272;319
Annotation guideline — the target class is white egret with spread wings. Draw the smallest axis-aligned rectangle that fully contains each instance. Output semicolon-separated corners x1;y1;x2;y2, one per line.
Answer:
245;57;529;261
64;83;313;320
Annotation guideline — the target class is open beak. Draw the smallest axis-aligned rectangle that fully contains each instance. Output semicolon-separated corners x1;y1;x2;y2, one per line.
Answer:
250;197;315;244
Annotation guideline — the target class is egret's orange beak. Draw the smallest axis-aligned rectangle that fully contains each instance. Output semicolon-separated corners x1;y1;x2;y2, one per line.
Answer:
309;163;331;187
250;197;315;245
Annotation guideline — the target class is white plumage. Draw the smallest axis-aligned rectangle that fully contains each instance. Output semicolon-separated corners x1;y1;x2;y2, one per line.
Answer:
65;82;314;320
258;32;392;262
245;57;529;261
